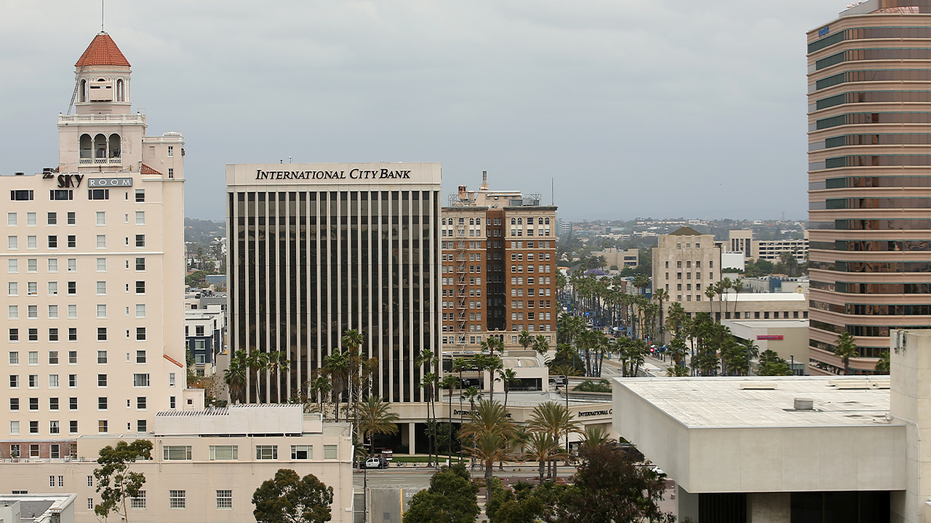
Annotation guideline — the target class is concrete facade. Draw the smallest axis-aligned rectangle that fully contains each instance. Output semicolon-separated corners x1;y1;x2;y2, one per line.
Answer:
652;227;721;315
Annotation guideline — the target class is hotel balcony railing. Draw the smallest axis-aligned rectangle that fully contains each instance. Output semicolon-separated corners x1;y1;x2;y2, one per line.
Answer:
79;158;122;165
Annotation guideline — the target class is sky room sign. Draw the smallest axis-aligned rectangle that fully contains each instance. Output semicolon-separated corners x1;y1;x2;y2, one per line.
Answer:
254;168;412;181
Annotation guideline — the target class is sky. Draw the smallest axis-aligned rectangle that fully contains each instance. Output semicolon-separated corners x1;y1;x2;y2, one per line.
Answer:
0;0;844;222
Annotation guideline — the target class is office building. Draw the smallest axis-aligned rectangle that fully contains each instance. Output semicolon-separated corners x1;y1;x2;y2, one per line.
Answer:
807;0;931;374
226;163;442;404
652;227;721;314
727;230;809;263
441;174;558;351
1;31;186;458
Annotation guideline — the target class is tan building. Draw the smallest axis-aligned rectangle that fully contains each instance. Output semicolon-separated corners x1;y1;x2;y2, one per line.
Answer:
1;32;186;458
590;248;639;270
727;230;809;263
0;406;354;523
441;174;557;351
652;227;721;315
807;1;931;374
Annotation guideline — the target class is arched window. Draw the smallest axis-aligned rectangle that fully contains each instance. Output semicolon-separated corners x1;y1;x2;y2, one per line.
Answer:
79;134;92;160
510;218;516;225
545;218;550;224
80;80;87;103
116;79;124;102
517;218;523;225
94;134;107;159
469;218;474;225
108;134;121;158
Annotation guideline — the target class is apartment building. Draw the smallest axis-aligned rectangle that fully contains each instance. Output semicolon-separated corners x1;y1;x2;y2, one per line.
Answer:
1;32;186;458
807;0;931;373
652;227;721;314
441;174;558;350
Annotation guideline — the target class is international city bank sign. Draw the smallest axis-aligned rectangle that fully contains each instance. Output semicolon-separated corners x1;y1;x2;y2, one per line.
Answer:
228;163;442;186
255;168;412;181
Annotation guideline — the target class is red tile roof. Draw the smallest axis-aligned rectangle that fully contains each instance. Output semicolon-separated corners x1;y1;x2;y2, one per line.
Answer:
75;32;130;67
140;164;162;175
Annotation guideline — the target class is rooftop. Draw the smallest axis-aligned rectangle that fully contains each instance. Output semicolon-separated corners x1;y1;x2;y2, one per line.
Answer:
75;32;130;67
614;376;892;429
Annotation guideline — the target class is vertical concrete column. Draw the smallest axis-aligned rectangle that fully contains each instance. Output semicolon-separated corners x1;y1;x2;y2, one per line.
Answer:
409;422;417;455
748;493;790;523
677;486;698;522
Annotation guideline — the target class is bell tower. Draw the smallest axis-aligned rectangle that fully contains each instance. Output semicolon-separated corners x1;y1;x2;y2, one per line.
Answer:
72;31;132;115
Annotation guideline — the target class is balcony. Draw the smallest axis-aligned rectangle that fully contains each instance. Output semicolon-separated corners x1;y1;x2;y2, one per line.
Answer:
79;158;122;165
59;113;146;125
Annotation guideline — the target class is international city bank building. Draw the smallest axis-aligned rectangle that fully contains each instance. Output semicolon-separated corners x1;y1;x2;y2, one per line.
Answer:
226;163;442;404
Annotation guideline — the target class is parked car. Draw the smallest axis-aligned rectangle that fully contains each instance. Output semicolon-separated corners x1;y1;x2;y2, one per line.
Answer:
365;457;387;469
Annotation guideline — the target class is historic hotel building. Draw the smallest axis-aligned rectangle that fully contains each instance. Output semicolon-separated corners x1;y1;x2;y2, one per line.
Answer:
807;0;931;374
1;32;187;458
226;164;442;404
441;174;558;351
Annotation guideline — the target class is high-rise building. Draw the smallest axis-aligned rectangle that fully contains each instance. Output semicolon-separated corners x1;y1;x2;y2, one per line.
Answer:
441;175;558;350
226;163;442;404
652;227;721;316
1;32;187;457
807;0;931;374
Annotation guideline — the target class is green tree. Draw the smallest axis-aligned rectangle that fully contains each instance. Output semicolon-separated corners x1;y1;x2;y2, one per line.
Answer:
498;368;521;409
224;349;249;404
322;350;350;421
403;464;479;523
93;439;154;522
758;349;792;376
528;401;579;479
834;332;860;375
357;396;400;457
532;335;550;357
875;349;891;375
253;468;334;523
548;441;675;523
459;400;517;499
518;330;534;350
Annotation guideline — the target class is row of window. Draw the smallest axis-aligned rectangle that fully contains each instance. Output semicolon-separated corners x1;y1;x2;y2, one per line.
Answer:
11;443;72;460
10;189;146;202
8;349;147;365
810;320;928;338
159;444;337;462
10;393;149;412
818;156;931;170
508;324;551;332
9;305;147;320
87;489;226;511
442;265;482;274
833;219;931;230
820;175;931;189
811;281;931;294
7;210;145;227
8;326;146;341
823;134;931;150
7;257;147;273
816;112;931;131
7;233;146;250
816;48;931;71
442;253;483;261
509;265;553;273
664;260;707;269
810;260;931;273
508;228;551;237
811;300;931;316
440;241;485;249
9;418;148;435
815;69;931;92
809;26;931;54
816;90;931;111
8;373;149;394
441;276;482;286
8;280;146;296
810;240;931;252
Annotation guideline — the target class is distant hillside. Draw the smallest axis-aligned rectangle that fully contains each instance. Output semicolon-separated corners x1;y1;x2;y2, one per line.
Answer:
185;218;225;244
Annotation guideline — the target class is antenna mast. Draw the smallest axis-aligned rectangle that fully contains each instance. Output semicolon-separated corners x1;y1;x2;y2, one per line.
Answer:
101;0;105;32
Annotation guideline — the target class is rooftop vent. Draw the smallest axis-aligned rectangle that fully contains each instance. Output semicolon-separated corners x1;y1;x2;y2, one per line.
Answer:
794;398;814;411
739;382;778;390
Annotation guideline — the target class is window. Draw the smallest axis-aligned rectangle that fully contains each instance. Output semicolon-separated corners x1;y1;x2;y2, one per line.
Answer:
96;258;106;271
67;212;76;225
135;211;145;225
135;235;145;247
9;375;18;388
10;421;18;435
168;146;174;157
48;351;58;364
135;281;145;294
98;397;107;410
69;351;77;364
135;189;145;202
67;235;76;248
70;397;78;410
134;373;150;387
8;282;17;296
137;420;146;432
68;305;77;319
169;490;185;509
97;328;107;341
169;373;176;387
136;350;146;363
136;328;146;341
48;235;57;248
210;445;238;460
50;190;72;201
69;375;77;387
48;281;58;295
30;421;38;434
164;446;192;461
324;445;338;459
216;490;232;509
97;304;107;318
67;281;76;294
8;259;17;273
27;305;37;318
67;258;76;272
135;304;145;318
28;351;38;364
28;376;37;389
291;445;312;459
9;398;18;411
11;190;33;201
7;212;16;226
9;351;17;364
97;374;107;387
49;397;59;409
97;351;107;364
255;445;278;460
135;257;145;271
88;189;109;200
69;328;77;341
131;491;146;509
30;444;39;456
50;420;59;434
70;420;78;433
96;235;106;248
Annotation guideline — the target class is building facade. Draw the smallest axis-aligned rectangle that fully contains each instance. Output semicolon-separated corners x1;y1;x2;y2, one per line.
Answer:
807;0;931;373
441;176;558;350
652;227;721;315
1;32;187;458
226;163;442;404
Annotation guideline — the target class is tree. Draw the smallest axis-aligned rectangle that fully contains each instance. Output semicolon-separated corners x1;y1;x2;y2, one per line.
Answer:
834;332;860;375
532;335;550;357
875;349;891;375
253;468;334;523
459;399;517;498
518;330;534;350
528;401;580;480
224;349;249;404
652;288;669;345
403;464;479;523
322;350;350;421
548;441;675;523
522;432;566;482
93;439;153;522
758;349;792;376
357;396;400;457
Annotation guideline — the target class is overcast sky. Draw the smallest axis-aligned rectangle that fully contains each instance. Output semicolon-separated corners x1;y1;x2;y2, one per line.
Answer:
0;0;844;222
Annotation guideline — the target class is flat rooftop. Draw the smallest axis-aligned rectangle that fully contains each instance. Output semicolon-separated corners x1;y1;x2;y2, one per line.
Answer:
725;319;808;329
614;376;892;429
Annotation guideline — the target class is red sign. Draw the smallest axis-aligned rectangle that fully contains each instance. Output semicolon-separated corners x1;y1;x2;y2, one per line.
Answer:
757;335;784;341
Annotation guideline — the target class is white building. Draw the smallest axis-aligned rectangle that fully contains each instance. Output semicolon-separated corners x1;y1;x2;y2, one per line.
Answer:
1;31;187;458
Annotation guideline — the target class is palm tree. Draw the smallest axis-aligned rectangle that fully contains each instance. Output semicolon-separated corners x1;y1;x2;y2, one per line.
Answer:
357;396;400;457
310;373;331;419
266;350;290;403
323;350;350;421
874;350;890;375
532;335;550;358
528;401;580;479
498;368;520;409
223;349;248;404
485;356;503;403
440;375;460;462
834;332;860;375
341;329;365;404
732;278;744;319
579;425;609;452
652;288;669;345
518;330;534;351
459;399;516;498
522;432;566;482
248;350;270;404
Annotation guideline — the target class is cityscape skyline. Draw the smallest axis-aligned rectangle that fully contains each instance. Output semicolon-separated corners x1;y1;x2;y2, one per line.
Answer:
0;0;844;222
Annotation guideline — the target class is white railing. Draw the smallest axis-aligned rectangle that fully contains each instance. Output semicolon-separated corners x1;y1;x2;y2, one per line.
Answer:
59;114;145;124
